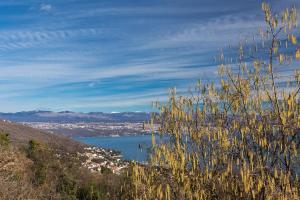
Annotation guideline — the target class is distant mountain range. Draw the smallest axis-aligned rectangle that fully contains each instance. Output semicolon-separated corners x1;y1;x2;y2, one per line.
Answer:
0;111;151;123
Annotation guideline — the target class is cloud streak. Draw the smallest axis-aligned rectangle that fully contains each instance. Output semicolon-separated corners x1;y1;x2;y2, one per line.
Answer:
0;0;297;112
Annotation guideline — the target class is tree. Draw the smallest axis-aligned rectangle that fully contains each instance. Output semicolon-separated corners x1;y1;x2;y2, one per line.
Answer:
27;140;52;186
0;131;10;146
130;2;300;200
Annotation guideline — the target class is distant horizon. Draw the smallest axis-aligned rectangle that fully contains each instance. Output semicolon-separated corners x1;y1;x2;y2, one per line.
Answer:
0;109;153;114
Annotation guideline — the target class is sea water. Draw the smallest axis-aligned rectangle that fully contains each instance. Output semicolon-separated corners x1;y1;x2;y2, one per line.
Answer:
74;135;157;162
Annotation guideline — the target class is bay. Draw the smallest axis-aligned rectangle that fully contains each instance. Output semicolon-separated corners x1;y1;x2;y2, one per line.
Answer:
74;135;155;162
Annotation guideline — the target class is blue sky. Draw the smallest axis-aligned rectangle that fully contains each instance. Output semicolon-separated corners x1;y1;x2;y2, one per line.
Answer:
0;0;298;112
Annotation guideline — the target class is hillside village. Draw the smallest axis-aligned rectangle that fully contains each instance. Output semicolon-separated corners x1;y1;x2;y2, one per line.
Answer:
79;146;129;174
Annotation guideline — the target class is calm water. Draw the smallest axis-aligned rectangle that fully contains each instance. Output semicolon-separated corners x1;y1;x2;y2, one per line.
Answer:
74;135;157;162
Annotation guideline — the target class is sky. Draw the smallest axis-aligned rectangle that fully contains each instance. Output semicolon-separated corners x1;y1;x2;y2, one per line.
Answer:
0;0;298;113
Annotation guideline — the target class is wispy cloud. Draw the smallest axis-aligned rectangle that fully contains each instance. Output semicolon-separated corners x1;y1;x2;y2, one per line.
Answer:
0;28;102;51
40;4;52;12
0;0;297;112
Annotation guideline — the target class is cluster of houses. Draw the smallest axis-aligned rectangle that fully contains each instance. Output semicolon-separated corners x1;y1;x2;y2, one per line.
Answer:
78;146;129;174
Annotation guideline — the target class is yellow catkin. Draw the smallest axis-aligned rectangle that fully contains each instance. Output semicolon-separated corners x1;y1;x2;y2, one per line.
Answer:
129;3;300;200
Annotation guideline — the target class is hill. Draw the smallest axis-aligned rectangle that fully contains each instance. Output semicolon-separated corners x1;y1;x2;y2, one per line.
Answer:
0;119;128;199
0;111;150;123
0;120;85;153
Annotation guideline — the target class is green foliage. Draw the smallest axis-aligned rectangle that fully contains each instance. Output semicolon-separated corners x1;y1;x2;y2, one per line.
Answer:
76;184;104;200
101;166;112;174
26;140;49;186
33;163;47;186
27;139;42;160
57;173;77;199
28;139;40;150
0;131;10;146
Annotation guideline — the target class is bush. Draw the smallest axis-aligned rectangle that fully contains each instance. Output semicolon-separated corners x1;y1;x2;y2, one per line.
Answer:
27;140;42;160
57;173;77;199
76;184;104;200
33;164;47;186
26;140;50;186
0;131;10;146
130;3;300;200
101;166;112;174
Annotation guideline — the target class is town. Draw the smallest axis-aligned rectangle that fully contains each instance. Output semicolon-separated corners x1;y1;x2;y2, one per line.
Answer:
21;122;157;137
78;146;129;174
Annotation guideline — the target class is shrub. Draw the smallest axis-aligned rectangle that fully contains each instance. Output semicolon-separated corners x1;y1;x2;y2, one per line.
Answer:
33;163;47;186
130;2;300;200
0;131;10;146
101;166;112;174
27;140;42;160
26;140;50;186
76;184;103;200
57;173;77;199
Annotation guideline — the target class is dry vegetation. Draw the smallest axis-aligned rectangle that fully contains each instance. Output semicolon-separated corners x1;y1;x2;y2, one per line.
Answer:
0;127;127;200
129;3;300;200
0;2;300;200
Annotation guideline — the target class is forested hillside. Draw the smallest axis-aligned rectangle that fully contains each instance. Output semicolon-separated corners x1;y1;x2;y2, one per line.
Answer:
0;120;128;199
